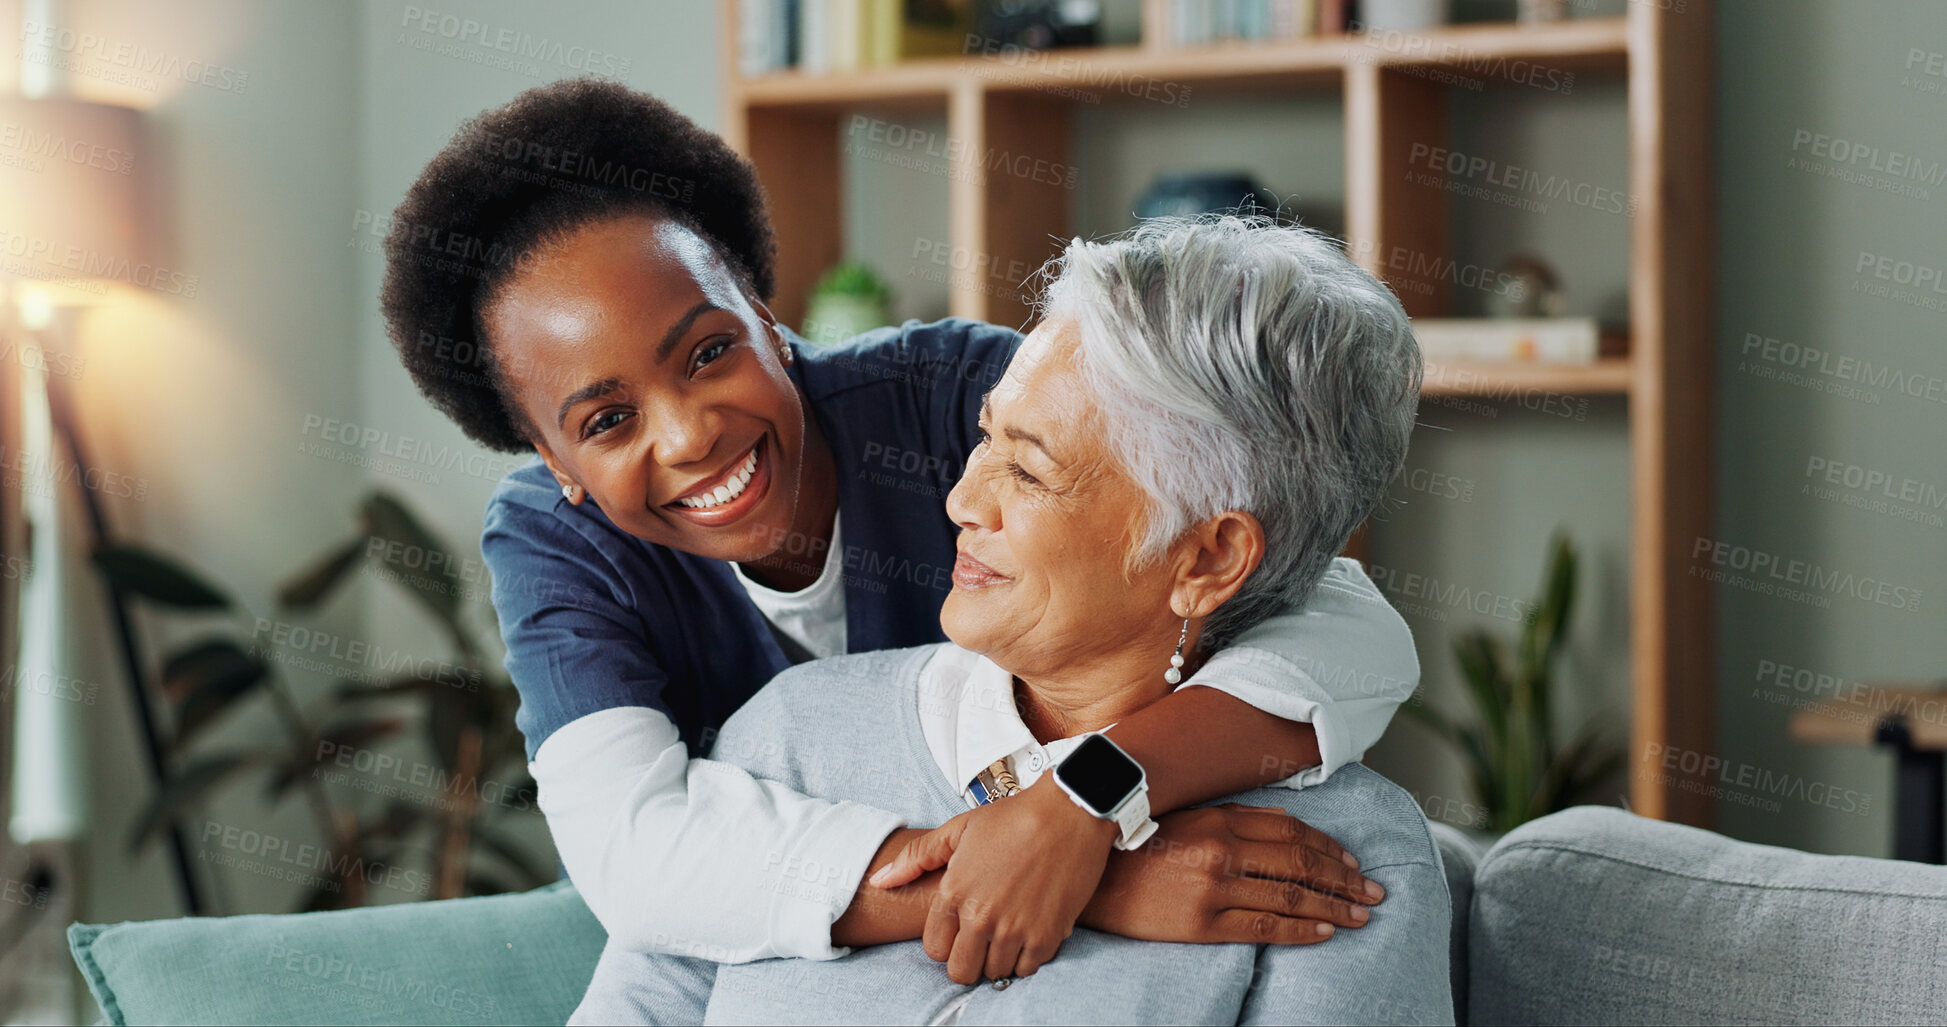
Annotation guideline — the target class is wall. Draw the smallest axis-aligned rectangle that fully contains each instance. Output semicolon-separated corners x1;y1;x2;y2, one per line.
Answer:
1709;0;1947;855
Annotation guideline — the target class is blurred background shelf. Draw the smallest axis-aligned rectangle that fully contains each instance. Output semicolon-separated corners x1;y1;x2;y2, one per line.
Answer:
736;16;1629;105
1422;357;1635;397
722;1;1713;825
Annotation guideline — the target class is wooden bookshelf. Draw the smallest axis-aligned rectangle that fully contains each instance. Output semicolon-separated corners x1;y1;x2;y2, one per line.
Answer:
722;4;1714;826
1421;357;1634;398
735;18;1629;106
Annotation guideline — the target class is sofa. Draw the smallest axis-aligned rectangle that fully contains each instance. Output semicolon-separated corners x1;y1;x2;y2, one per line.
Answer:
68;806;1947;1025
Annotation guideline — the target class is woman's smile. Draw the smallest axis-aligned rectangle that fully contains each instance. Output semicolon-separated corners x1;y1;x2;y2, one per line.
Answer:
950;549;1010;589
664;436;774;528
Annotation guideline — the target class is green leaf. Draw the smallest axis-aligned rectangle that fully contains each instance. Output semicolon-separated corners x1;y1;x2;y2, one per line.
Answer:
313;716;404;759
359;800;428;844
495;770;539;812
334;677;448;703
92;544;229;609
127;752;262;852
360;492;466;641
277;536;370;610
1451;632;1509;746
263;760;302;804
1519;534;1578;684
420;671;502;775
1520;533;1578;773
162;639;269;746
427;687;476;774
1398;700;1455;738
1538;533;1579;661
1456;728;1500;822
1531;720;1625;816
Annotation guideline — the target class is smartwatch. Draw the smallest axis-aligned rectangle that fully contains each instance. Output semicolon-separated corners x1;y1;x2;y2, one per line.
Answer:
1052;733;1159;851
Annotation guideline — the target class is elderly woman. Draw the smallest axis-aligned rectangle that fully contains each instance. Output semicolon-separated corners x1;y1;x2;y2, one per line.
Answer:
572;216;1449;1025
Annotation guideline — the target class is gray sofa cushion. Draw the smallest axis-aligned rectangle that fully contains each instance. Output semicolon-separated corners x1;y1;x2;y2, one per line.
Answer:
1427;821;1487;1023
1469;806;1947;1026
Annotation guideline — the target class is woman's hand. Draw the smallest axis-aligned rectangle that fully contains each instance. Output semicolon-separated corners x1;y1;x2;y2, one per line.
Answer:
866;794;1382;981
869;778;1118;984
1081;802;1384;944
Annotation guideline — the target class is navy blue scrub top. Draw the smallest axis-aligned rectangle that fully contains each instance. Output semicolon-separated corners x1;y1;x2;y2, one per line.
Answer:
482;319;1021;759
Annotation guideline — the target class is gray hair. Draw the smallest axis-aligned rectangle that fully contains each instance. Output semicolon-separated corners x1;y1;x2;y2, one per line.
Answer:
1041;214;1421;649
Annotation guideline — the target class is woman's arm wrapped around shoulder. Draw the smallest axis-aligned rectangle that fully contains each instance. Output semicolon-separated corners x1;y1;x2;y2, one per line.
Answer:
485;480;902;962
1178;556;1421;789
1235;772;1454;1026
1241;854;1453;1026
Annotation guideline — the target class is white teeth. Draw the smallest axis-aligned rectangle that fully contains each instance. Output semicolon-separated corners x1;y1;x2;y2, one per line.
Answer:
677;448;761;510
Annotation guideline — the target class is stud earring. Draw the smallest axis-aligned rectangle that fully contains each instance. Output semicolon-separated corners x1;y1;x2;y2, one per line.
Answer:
1163;617;1189;685
562;484;580;503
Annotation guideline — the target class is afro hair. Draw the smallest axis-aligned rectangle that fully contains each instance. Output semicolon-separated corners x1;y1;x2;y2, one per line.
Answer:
380;77;776;452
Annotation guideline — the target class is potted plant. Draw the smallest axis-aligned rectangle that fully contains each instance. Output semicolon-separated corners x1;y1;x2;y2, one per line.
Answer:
1403;532;1624;834
100;491;549;911
801;260;892;346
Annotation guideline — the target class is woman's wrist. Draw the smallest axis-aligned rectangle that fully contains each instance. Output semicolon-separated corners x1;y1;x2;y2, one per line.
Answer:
1024;773;1123;845
833;827;940;947
834;782;1118;948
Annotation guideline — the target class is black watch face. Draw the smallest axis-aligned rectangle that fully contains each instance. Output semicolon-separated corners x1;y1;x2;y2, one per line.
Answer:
1056;735;1143;813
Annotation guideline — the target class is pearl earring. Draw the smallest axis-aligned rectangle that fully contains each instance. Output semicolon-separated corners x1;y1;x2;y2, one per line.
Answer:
1163;617;1188;685
562;485;579;503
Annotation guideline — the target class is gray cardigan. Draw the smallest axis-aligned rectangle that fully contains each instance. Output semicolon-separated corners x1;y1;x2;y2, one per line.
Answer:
571;645;1454;1026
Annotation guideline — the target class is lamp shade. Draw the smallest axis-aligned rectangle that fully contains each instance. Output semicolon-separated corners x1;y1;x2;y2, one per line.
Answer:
0;97;146;300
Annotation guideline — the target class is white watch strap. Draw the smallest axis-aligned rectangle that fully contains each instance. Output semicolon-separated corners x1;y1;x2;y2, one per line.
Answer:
1111;787;1158;851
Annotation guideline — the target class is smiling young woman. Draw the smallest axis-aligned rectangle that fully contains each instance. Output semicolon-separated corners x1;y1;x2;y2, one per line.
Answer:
485;214;836;586
380;78;1422;982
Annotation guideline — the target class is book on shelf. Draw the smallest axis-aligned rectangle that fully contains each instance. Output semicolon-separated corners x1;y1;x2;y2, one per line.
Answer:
1169;0;1317;47
1409;317;1602;364
1317;0;1346;35
738;0;970;77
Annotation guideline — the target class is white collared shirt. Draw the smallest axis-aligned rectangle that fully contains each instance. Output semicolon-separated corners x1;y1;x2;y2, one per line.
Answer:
916;643;1093;807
